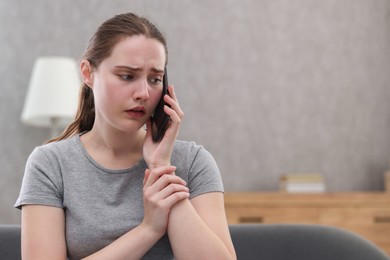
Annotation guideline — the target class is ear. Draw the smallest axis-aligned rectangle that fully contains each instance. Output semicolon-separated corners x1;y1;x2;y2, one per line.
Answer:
80;60;94;88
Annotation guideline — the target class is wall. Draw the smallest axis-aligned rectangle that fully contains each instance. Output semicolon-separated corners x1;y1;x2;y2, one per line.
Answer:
1;0;390;223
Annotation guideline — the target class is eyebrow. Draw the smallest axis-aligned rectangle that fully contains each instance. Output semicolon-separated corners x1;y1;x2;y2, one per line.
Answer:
114;65;164;73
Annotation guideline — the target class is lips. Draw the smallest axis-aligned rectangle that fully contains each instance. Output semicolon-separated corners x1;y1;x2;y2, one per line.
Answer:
126;106;146;119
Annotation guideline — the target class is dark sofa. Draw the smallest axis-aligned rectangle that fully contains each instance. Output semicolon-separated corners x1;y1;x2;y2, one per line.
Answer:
1;224;389;260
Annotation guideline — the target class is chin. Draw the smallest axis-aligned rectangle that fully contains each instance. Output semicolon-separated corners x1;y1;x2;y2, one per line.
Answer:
118;122;145;133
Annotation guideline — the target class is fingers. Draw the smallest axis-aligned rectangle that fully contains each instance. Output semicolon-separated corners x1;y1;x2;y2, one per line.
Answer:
143;168;151;186
143;166;189;208
155;187;190;210
158;182;189;200
144;165;177;188
150;173;187;197
167;84;177;100
164;85;184;122
142;166;189;236
145;179;189;208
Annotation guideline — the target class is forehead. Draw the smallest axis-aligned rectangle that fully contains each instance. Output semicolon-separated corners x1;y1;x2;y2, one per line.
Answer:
105;35;166;69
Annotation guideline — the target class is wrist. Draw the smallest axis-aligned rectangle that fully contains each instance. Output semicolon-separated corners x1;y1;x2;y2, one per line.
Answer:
139;221;165;241
147;161;171;170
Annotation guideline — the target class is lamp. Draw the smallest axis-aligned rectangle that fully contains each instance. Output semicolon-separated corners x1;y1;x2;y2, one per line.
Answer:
21;56;81;137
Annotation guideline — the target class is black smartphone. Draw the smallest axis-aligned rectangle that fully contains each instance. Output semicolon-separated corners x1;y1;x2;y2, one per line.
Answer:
151;69;170;142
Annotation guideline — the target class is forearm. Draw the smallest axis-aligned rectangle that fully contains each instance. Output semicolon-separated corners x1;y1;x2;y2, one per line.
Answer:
167;199;235;260
83;223;161;260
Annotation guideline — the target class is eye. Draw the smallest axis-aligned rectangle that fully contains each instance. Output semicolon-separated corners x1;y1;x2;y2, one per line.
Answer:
149;77;162;85
119;74;134;81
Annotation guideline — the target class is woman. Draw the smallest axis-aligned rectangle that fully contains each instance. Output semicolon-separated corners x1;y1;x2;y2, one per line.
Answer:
15;12;236;260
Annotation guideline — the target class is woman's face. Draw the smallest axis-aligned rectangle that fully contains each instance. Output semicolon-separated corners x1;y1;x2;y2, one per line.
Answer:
89;35;166;133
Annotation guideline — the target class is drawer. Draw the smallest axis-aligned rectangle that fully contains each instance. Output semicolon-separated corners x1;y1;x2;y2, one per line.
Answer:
317;208;390;226
225;207;318;224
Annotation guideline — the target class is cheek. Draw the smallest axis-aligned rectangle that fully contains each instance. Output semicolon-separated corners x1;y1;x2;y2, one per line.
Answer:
92;78;119;109
150;89;163;108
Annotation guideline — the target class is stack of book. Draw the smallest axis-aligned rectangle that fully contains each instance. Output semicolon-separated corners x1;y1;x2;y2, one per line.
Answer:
279;174;326;193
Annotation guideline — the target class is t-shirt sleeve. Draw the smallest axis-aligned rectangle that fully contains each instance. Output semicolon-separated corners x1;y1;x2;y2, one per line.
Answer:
14;146;64;209
187;146;224;199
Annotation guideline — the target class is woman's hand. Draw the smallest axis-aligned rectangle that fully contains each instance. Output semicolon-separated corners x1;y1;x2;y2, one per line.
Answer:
143;85;184;169
141;165;189;237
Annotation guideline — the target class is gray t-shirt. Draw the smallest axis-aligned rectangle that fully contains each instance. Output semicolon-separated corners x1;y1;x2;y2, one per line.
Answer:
15;135;224;259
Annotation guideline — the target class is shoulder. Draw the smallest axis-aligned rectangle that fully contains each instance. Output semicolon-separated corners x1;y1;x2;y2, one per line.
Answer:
172;140;215;163
172;140;218;173
15;138;77;210
24;135;81;189
172;140;223;198
28;135;80;166
172;140;203;156
38;135;78;154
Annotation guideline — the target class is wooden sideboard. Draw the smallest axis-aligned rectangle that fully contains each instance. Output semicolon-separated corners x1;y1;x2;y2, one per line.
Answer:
224;192;390;256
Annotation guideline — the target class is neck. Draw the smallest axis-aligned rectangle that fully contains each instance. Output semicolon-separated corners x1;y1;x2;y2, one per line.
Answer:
80;126;146;170
91;127;144;153
81;122;146;157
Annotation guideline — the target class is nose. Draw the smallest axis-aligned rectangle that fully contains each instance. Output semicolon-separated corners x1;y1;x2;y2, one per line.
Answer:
133;78;150;101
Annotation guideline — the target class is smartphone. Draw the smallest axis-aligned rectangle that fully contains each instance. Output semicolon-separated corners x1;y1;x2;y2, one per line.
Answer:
151;69;170;142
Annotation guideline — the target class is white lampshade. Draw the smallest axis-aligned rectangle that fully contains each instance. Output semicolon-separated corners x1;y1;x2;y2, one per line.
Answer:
21;56;81;129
